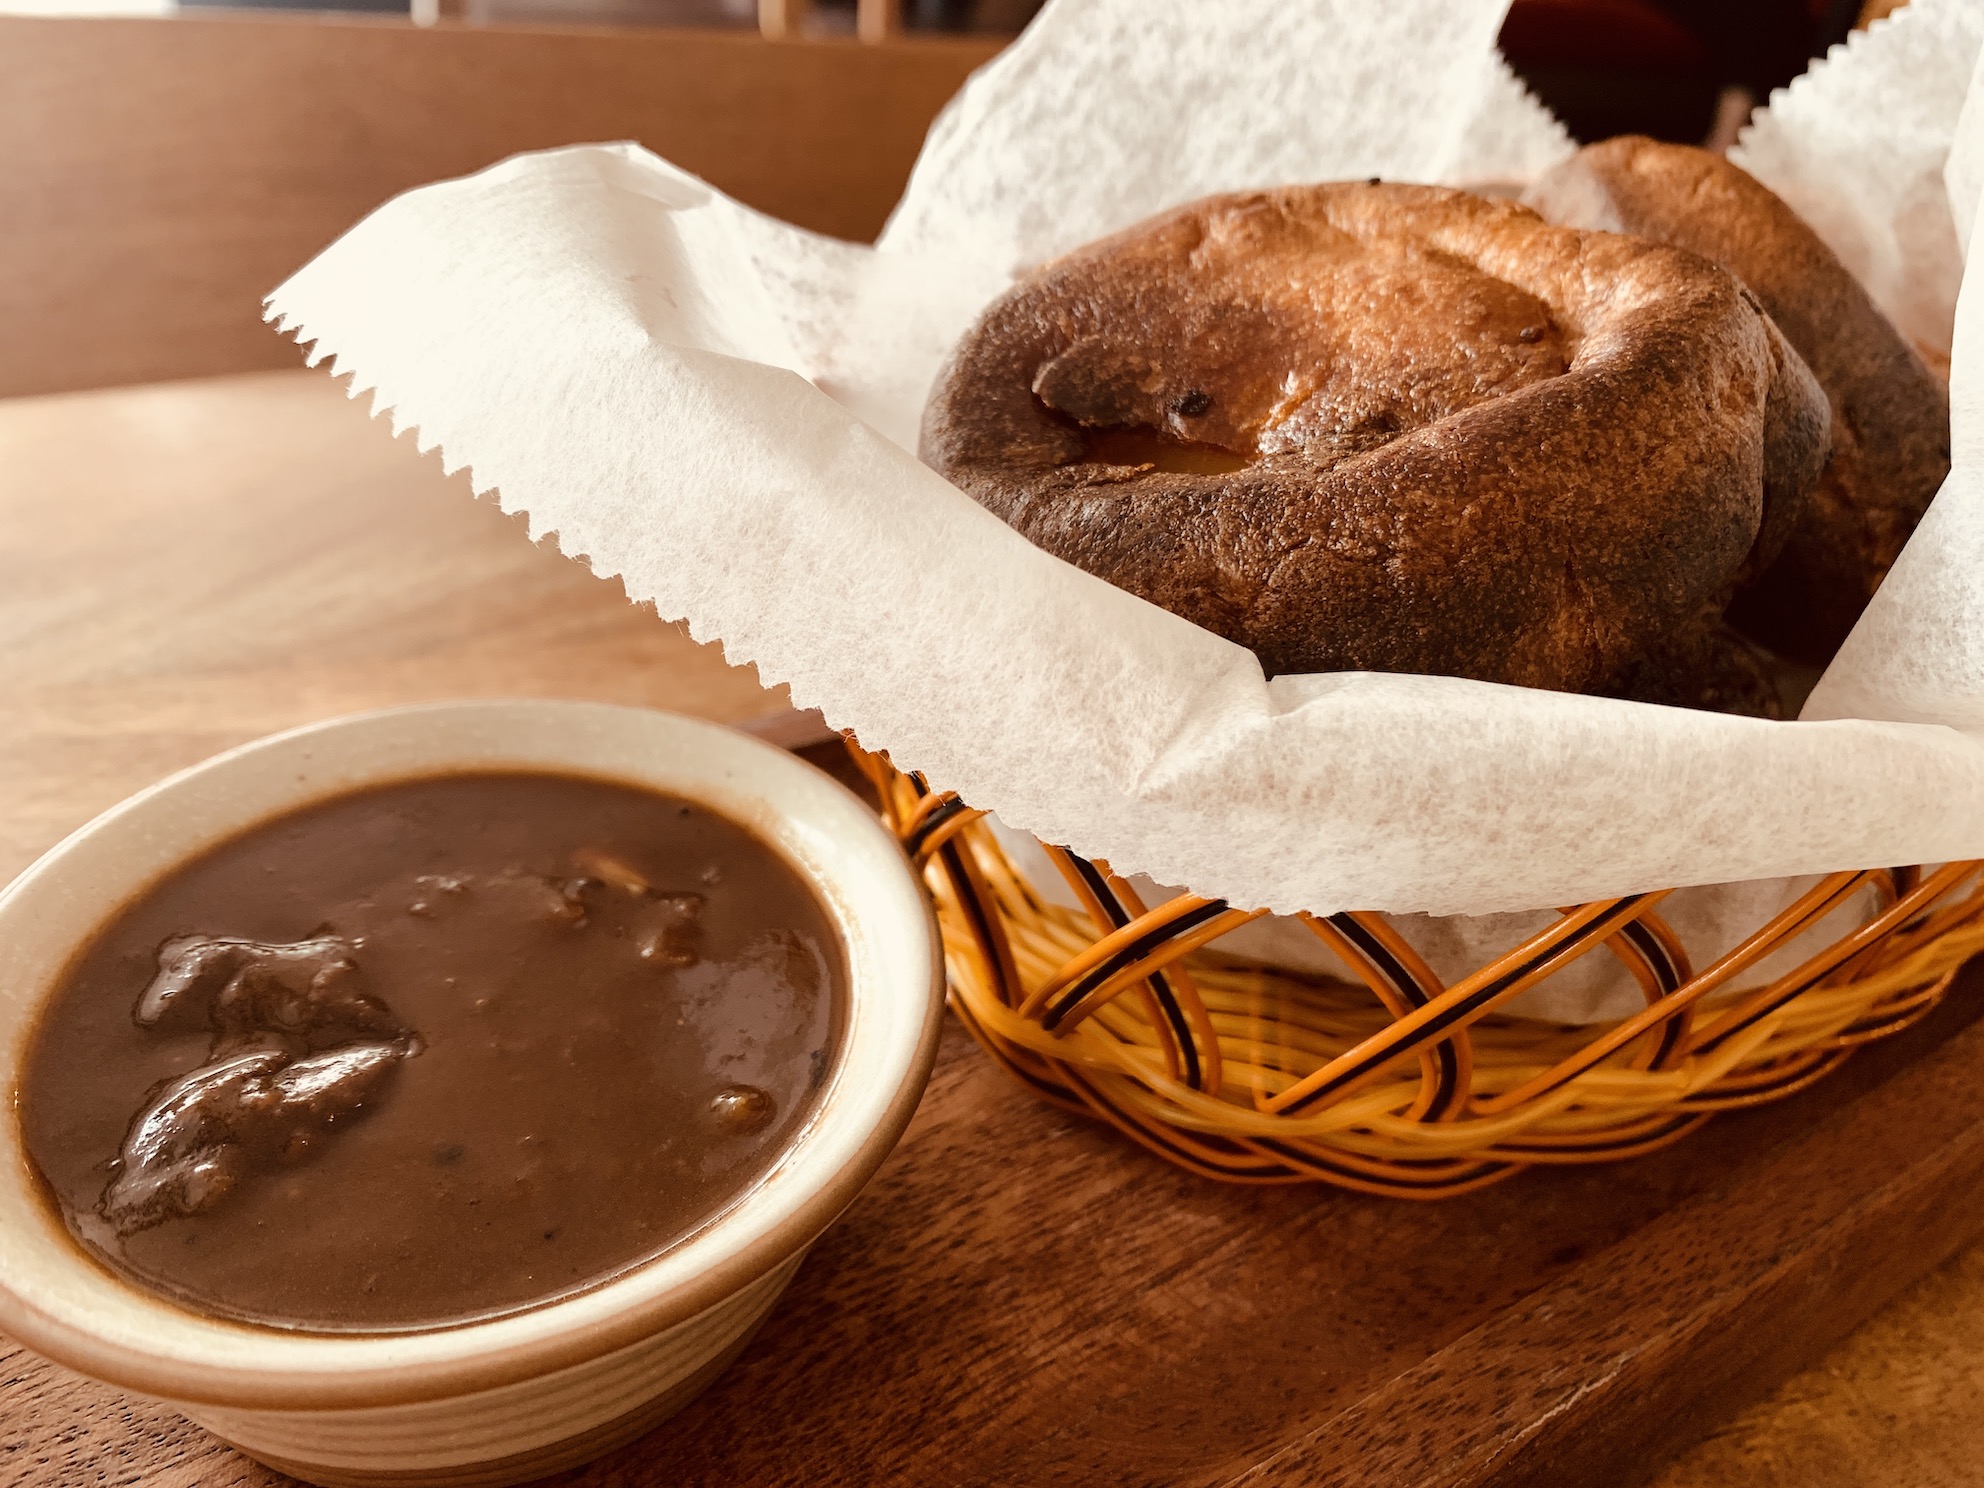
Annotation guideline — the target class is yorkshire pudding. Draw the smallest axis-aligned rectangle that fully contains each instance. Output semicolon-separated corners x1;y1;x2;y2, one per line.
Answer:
1523;137;1951;664
921;183;1829;698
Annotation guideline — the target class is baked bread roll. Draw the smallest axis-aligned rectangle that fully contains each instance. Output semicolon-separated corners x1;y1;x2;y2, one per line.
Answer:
921;183;1830;700
1523;136;1951;664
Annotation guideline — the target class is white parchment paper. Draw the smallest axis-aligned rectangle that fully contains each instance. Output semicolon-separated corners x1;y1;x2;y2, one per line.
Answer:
268;0;1984;955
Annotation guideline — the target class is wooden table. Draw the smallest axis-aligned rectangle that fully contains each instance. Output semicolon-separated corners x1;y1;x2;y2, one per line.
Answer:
4;371;1984;1488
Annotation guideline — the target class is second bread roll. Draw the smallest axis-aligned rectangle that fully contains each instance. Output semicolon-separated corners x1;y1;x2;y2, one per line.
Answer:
1523;136;1951;664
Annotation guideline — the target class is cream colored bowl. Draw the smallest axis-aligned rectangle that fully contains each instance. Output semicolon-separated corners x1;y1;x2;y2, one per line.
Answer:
0;700;944;1487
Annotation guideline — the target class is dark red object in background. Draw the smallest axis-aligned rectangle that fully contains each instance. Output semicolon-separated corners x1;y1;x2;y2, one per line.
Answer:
1499;0;1861;144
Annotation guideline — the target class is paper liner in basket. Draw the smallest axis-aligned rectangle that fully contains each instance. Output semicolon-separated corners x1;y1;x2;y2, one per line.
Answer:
266;0;1984;1024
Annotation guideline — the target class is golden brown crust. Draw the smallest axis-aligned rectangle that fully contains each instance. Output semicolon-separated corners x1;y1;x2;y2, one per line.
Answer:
1522;136;1951;663
921;182;1829;691
1610;613;1786;719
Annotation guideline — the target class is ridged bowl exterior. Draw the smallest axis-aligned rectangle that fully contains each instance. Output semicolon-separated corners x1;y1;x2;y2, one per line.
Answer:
0;703;944;1487
185;1254;805;1488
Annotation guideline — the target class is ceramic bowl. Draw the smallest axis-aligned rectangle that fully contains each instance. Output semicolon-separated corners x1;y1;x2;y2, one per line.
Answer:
0;700;944;1487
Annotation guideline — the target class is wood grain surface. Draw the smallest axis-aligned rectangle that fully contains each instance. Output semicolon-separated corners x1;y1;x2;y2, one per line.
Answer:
0;14;998;400
3;371;1984;1488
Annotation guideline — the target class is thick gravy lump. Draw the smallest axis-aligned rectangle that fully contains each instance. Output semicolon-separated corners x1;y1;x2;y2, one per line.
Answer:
18;772;843;1331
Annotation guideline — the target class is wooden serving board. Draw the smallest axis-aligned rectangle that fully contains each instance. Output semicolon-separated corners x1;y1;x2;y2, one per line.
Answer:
5;371;1984;1488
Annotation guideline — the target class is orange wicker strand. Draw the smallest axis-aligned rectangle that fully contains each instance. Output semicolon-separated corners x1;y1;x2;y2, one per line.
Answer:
852;743;1984;1195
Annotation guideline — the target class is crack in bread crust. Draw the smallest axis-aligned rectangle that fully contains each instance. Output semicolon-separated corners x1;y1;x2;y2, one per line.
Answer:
920;182;1830;698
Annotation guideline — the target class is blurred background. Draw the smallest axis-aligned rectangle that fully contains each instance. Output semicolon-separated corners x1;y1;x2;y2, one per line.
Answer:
3;0;1898;127
0;0;1915;401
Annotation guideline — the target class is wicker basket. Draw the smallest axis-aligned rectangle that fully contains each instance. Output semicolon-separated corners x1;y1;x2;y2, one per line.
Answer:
851;746;1984;1196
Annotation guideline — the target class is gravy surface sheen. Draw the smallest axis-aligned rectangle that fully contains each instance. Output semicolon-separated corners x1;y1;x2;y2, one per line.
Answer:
18;772;844;1331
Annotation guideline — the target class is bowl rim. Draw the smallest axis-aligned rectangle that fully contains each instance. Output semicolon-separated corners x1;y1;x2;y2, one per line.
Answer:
0;700;944;1410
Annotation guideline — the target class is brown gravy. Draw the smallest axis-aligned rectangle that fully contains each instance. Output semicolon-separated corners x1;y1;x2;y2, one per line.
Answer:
17;772;843;1332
